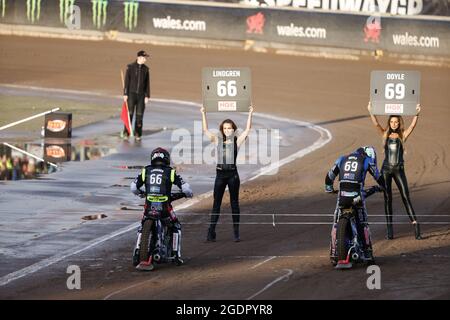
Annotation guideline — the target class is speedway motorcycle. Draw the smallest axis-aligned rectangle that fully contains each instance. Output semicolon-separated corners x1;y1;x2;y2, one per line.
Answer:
134;192;186;271
330;186;382;270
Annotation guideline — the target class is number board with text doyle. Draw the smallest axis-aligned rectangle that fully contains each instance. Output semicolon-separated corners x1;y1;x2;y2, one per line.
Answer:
202;67;251;112
370;71;420;116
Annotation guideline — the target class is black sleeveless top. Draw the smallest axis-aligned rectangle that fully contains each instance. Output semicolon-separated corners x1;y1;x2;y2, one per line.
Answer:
216;136;238;171
383;137;404;167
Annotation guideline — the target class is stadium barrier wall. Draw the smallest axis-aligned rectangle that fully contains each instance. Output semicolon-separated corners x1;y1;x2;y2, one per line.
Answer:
0;0;448;57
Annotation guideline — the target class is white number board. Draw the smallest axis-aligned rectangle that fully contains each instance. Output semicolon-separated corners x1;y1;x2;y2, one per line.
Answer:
202;67;252;112
370;71;420;115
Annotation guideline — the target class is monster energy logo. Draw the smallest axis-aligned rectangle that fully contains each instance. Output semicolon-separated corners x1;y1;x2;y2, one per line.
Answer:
60;0;75;24
92;0;108;29
124;1;139;31
26;0;41;23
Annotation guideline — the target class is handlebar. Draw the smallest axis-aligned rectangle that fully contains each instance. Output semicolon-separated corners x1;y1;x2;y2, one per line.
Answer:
364;186;383;198
136;192;187;200
326;185;383;206
171;192;187;201
353;186;383;205
326;185;383;196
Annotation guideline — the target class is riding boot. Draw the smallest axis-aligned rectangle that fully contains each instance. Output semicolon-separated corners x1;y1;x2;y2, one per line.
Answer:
414;222;422;240
233;224;240;242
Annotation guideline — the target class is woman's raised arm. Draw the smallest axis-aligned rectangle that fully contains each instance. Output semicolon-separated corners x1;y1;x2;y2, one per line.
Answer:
237;106;254;147
368;101;385;135
201;106;217;143
404;104;421;141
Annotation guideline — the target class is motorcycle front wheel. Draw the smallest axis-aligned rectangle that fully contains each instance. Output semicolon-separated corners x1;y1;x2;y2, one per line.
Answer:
337;216;350;262
139;219;155;264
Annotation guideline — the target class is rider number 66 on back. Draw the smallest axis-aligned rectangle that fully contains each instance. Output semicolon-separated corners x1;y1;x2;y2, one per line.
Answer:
370;70;421;116
202;67;252;112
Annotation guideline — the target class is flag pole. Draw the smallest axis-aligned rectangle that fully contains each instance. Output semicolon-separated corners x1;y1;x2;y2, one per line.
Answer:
120;70;134;137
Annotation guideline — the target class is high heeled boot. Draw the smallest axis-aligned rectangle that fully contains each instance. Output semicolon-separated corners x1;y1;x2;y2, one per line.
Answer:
206;226;216;242
233;224;240;242
386;215;394;240
414;222;422;240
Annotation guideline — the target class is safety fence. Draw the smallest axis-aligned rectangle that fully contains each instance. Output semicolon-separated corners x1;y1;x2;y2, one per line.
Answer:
191;0;450;17
0;0;449;56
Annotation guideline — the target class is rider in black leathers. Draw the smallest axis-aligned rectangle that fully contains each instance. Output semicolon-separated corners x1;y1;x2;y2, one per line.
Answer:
130;147;193;270
325;146;385;261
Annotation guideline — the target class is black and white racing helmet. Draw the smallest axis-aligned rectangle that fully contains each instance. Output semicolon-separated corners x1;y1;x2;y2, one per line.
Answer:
150;147;170;166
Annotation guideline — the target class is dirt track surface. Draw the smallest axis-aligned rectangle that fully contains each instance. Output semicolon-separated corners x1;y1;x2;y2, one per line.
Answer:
0;35;449;299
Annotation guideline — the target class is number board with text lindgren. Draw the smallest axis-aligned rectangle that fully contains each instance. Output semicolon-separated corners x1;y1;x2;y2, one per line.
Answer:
202;67;252;112
370;71;421;116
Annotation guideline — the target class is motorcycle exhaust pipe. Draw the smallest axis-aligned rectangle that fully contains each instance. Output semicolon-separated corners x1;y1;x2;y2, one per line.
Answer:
153;253;161;262
352;252;359;261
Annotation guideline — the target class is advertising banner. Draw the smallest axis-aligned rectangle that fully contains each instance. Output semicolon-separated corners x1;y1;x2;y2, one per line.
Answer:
0;1;448;56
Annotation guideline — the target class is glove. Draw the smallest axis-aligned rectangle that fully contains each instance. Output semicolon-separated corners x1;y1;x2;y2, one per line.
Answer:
182;183;193;198
352;195;362;205
325;185;334;193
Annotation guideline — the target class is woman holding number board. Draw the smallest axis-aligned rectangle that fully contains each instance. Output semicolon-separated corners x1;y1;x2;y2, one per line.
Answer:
200;105;254;242
368;102;422;240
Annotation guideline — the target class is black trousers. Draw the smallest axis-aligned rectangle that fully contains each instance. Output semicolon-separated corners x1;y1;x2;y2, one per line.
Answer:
209;170;240;231
382;164;418;226
123;93;145;136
